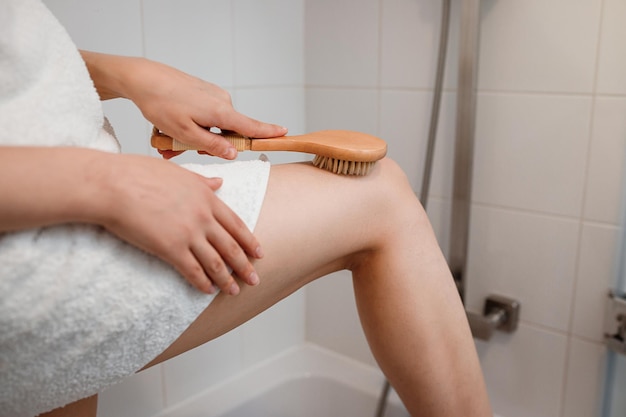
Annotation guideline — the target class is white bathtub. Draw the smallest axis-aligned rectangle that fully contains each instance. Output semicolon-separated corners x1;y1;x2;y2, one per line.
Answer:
157;343;410;417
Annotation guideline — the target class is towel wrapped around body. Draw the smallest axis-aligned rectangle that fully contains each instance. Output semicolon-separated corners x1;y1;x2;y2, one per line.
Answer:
0;1;270;416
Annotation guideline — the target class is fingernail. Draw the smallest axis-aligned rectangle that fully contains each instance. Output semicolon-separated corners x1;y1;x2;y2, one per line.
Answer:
249;271;260;286
228;282;240;296
255;246;264;258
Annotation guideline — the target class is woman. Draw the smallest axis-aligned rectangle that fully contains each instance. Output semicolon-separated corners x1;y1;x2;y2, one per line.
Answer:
0;1;491;416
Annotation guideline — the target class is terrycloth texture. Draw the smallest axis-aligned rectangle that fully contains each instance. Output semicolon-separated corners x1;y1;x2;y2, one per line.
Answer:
0;0;120;153
0;1;271;416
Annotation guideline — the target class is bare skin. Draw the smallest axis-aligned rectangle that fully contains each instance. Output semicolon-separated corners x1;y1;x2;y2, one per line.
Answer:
5;52;491;416
40;160;492;417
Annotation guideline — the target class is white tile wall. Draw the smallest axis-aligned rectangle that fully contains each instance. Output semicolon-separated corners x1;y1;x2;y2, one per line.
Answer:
304;1;626;417
142;0;234;86
596;0;626;95
475;324;568;417
380;0;460;90
162;329;244;406
561;338;607;417
571;223;620;342
465;206;580;332
232;0;304;87
44;0;144;55
473;93;592;217
305;88;379;133
584;97;626;224
477;0;602;93
304;0;379;87
305;271;377;367
97;365;164;417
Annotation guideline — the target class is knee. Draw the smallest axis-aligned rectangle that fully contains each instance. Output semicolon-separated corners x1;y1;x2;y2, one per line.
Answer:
370;157;423;213
358;157;429;237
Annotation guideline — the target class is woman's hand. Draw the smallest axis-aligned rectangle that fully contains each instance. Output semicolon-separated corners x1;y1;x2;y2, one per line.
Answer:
80;51;287;159
99;153;263;295
0;147;260;294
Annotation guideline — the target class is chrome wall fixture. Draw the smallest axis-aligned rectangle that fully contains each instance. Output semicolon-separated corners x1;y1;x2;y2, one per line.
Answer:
449;0;480;298
450;0;521;341
605;291;626;355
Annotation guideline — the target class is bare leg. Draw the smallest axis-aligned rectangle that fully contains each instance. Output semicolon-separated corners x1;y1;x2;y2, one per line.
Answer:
146;158;491;417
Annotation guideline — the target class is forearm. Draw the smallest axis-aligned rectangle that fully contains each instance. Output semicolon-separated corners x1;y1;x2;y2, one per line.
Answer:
0;146;112;232
80;50;145;100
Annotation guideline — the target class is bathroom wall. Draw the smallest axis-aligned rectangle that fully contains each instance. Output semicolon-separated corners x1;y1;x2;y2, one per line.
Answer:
41;0;626;416
42;0;307;416
305;1;626;417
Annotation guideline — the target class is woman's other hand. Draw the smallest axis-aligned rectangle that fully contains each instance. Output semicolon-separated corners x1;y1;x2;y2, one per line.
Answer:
80;51;287;159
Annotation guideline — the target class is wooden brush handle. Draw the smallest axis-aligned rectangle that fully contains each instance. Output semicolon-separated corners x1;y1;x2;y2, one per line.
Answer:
151;128;387;162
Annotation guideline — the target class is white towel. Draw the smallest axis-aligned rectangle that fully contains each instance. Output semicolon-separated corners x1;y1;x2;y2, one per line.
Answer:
0;1;271;416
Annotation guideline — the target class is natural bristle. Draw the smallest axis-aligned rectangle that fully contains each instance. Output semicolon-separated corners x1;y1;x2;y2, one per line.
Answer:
312;155;375;176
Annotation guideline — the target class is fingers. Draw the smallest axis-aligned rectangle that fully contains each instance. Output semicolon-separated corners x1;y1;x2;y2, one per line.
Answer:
168;124;239;160
192;231;258;297
158;149;185;159
204;177;223;191
222;111;288;139
182;195;262;296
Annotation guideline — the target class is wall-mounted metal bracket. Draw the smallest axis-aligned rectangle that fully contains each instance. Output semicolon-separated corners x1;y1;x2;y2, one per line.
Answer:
467;295;521;341
604;291;626;355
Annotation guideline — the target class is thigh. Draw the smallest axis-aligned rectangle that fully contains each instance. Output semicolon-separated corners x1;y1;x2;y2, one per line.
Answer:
143;160;393;367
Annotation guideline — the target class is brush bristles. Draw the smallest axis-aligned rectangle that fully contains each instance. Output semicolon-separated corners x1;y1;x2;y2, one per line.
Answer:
312;155;375;176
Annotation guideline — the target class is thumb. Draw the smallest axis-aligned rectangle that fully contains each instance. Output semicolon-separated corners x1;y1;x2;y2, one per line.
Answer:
226;112;288;139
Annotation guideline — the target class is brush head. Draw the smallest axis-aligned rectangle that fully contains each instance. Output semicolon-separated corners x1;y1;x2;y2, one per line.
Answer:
312;155;377;176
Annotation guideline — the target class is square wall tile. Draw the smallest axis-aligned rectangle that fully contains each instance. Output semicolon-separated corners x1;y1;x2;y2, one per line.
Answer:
162;328;243;406
596;0;626;94
102;99;151;155
379;90;433;192
234;87;305;135
561;338;607;417
572;223;620;342
241;289;305;366
143;0;234;86
305;0;379;87
421;92;457;200
305;88;379;134
233;0;304;86
465;206;579;332
478;0;602;93
475;324;567;417
379;90;457;196
380;0;459;90
98;365;164;417
583;97;626;224
43;0;143;55
305;270;377;367
473;93;592;217
234;87;307;164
